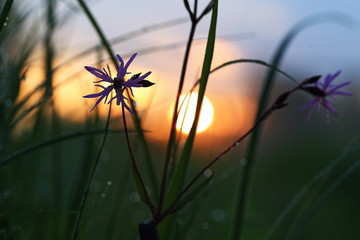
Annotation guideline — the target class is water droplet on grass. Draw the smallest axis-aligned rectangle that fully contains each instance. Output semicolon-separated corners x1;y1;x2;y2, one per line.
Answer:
202;222;209;230
107;180;112;186
240;158;247;166
212;209;226;222
204;169;213;177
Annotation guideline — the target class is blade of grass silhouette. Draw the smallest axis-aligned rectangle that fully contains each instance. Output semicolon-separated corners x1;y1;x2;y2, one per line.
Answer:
54;17;188;71
158;1;218;238
158;9;198;216
231;12;358;240
73;1;155;239
285;159;360;240
263;141;360;240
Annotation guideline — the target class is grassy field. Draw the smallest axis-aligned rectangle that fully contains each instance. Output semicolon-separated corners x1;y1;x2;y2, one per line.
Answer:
1;0;359;239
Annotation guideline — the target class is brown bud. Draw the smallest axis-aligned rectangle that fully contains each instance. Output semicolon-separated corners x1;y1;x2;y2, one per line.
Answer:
301;75;321;85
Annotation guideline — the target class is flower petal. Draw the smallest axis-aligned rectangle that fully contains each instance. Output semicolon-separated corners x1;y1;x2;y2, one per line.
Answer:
85;66;113;82
331;90;352;96
125;53;137;71
300;98;318;109
327;81;351;94
323;70;341;90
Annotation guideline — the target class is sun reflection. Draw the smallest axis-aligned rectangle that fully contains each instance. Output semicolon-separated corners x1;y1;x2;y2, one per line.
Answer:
176;92;214;134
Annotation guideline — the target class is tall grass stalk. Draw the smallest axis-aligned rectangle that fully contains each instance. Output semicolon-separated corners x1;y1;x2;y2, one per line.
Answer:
158;1;217;238
231;12;358;240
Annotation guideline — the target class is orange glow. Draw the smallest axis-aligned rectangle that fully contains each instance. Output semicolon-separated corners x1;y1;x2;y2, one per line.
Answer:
176;93;214;134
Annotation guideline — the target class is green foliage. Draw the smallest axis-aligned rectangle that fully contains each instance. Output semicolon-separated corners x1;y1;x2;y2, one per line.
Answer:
0;1;359;240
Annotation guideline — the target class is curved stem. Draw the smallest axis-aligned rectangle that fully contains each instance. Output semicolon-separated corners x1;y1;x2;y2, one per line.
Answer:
159;106;276;222
121;106;156;216
158;22;197;213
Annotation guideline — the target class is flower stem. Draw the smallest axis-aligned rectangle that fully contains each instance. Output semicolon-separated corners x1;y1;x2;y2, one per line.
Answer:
121;106;156;217
159;85;299;222
158;21;197;213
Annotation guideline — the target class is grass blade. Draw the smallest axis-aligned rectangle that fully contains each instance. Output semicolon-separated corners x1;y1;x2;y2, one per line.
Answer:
231;12;358;240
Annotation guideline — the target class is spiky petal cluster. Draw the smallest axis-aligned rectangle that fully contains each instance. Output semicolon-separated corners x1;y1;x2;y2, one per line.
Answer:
300;70;352;120
83;53;154;115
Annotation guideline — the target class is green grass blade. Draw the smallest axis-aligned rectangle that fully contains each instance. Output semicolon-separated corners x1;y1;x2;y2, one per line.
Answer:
263;142;360;240
0;129;127;166
285;159;360;240
158;0;218;238
231;12;358;240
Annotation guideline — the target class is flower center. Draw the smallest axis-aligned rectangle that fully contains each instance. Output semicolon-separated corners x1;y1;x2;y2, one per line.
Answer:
113;77;123;93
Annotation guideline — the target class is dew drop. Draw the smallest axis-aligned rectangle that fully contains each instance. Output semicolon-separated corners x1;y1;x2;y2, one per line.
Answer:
107;180;112;186
211;209;226;222
240;158;247;166
204;169;213;178
201;222;209;230
101;193;106;198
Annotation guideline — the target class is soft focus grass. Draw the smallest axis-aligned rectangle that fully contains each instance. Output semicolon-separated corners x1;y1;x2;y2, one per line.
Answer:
1;1;359;240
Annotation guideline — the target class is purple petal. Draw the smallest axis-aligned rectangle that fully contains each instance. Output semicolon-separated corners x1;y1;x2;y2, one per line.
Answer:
83;87;113;111
85;66;113;82
89;95;106;111
323;101;338;116
122;101;134;116
94;84;106;89
305;106;316;121
327;81;351;94
122;71;152;88
107;93;134;115
83;92;103;98
323;70;341;90
331;90;352;96
125;53;137;71
116;54;124;66
300;98;318;109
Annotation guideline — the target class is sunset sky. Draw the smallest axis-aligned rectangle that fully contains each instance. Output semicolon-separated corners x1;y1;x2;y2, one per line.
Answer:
18;0;359;141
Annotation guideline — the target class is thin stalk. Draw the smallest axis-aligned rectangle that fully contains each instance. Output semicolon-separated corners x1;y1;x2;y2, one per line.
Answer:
78;0;154;221
121;106;156;217
158;21;197;213
160;106;269;221
0;129;126;166
71;101;113;240
231;12;357;240
160;85;299;222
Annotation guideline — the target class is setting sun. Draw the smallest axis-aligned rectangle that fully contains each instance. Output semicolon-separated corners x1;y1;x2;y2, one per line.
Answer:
176;92;214;134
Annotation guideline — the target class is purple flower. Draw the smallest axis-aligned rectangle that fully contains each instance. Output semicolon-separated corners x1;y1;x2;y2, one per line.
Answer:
300;70;352;120
83;53;154;115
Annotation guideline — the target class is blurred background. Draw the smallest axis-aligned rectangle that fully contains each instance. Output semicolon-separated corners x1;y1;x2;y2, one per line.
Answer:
1;0;359;239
